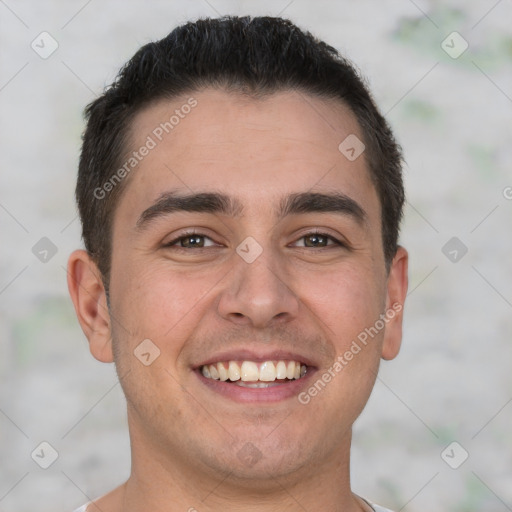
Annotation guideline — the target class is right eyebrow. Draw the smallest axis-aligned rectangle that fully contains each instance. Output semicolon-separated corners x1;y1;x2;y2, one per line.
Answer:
136;191;244;230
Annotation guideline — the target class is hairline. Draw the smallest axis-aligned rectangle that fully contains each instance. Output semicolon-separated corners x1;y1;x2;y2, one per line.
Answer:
95;85;392;289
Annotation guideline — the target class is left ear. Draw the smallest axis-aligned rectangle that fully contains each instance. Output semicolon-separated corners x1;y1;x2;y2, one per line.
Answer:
381;246;408;360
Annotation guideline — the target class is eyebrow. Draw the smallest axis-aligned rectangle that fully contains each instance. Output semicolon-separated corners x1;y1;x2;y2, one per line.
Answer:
136;190;367;230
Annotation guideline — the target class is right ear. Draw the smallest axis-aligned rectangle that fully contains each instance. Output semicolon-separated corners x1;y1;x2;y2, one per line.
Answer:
67;249;114;363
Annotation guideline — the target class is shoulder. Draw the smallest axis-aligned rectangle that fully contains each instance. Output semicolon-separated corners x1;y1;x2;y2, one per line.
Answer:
358;496;395;512
71;505;89;512
369;504;396;512
69;484;124;512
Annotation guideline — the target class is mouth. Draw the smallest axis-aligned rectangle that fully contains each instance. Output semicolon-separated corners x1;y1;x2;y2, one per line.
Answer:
195;356;315;403
200;359;308;388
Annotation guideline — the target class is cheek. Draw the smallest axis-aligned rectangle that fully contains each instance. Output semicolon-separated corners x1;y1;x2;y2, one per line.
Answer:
303;264;385;344
109;260;221;350
299;268;384;418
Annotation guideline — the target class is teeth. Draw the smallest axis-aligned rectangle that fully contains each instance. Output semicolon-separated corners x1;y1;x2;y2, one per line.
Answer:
217;363;229;381
228;361;241;381
209;364;219;380
200;360;307;383
235;381;280;388
286;361;296;379
276;361;287;379
259;361;276;382
241;361;259;381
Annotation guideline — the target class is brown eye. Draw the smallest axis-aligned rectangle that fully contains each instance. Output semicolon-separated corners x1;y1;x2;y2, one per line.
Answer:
178;235;206;248
164;232;217;249
294;232;342;248
304;233;329;247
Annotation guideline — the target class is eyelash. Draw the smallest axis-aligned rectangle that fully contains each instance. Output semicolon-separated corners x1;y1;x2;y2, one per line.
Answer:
163;229;345;250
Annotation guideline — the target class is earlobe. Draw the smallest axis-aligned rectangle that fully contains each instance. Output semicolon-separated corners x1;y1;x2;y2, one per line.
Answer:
67;249;114;363
381;246;409;361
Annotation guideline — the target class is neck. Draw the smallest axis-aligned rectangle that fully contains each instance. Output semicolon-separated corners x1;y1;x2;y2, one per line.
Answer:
118;421;364;512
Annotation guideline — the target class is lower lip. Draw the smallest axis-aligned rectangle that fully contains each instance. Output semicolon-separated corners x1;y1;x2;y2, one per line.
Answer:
195;369;316;403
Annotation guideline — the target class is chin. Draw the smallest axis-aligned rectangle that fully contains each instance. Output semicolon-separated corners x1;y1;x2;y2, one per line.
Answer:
211;456;307;490
201;435;313;487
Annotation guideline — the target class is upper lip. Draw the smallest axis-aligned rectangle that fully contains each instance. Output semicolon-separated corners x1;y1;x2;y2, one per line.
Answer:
193;349;318;369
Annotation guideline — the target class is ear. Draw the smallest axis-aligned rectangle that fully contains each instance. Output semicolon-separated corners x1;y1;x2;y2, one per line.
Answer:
381;246;409;360
67;249;114;363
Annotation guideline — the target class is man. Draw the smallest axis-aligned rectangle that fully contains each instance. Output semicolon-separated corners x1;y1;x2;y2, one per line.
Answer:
67;15;408;512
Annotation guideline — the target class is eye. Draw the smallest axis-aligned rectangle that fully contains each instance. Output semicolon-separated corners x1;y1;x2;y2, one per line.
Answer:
164;231;218;249
293;232;343;248
163;230;345;250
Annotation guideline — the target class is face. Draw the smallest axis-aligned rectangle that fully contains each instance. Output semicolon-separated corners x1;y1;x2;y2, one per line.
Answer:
70;89;408;489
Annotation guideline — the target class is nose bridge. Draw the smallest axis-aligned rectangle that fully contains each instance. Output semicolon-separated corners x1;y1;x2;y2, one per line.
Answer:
217;239;300;328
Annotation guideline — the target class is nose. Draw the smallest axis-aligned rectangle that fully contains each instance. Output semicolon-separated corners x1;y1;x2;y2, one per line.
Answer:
217;248;300;329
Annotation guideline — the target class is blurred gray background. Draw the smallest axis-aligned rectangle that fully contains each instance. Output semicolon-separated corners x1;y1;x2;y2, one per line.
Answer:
1;1;511;511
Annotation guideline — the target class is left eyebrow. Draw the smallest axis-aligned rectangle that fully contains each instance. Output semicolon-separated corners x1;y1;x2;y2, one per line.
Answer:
279;191;367;225
136;190;367;230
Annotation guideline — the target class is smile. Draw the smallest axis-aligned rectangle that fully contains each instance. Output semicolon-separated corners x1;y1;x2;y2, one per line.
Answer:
200;360;308;388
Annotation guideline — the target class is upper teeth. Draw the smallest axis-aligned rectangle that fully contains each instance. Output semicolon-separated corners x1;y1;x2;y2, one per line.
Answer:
201;360;307;382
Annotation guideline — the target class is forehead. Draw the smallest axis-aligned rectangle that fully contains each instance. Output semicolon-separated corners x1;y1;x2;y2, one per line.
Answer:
115;88;379;228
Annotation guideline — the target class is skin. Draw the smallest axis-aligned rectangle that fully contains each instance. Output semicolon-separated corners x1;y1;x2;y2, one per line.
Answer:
68;89;408;512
